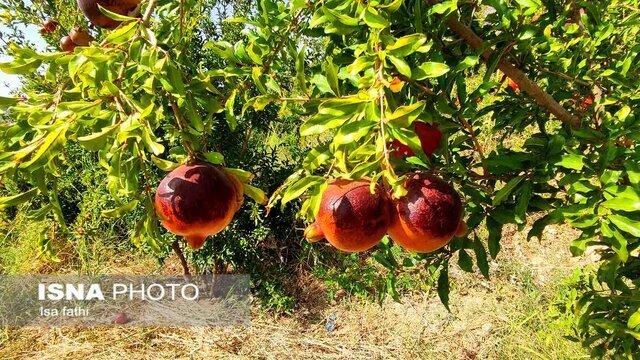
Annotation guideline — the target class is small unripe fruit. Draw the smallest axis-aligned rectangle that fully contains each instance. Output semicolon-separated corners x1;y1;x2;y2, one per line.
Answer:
77;0;141;29
388;173;464;253
113;312;129;324
40;19;59;34
304;179;391;253
60;36;76;52
413;121;442;156
69;27;93;46
508;78;520;92
154;163;244;249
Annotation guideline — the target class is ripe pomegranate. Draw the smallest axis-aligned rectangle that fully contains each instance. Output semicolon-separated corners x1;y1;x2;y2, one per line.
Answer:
69;27;93;46
60;36;76;52
413;121;442;156
40;19;59;34
304;179;391;253
389;139;414;159
388;173;465;253
154;163;244;249
77;0;141;29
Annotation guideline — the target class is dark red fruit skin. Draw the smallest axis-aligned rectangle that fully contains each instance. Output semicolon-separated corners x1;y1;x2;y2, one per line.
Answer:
154;163;243;249
413;121;442;156
60;36;76;52
388;173;463;253
313;179;391;253
389;139;415;159
77;0;141;29
69;27;92;46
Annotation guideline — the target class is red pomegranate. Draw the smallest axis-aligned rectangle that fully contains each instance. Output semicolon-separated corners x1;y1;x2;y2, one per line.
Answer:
154;163;244;249
389;139;415;159
40;19;59;34
77;0;141;29
60;36;76;52
388;173;465;253
69;27;93;46
413;121;442;156
304;179;391;253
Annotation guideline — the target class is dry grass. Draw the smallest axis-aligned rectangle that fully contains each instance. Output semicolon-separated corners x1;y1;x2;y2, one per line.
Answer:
0;221;591;360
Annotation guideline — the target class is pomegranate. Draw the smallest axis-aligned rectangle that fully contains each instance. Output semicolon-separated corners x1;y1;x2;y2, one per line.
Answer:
154;163;244;249
60;36;76;52
77;0;141;29
40;19;59;34
389;139;415;159
304;179;391;253
388;173;465;253
69;27;93;46
413;121;442;156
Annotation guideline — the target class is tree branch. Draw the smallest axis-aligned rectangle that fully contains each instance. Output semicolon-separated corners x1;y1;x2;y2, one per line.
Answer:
426;0;581;128
172;240;191;278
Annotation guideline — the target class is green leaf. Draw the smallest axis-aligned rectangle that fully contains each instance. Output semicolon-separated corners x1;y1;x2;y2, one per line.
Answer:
473;237;490;278
333;120;375;145
243;183;267;205
515;0;541;10
324;57;340;96
203;151;225;164
437;263;450;311
609;214;640;237
602;198;640;212
301;112;350;136
281;176;325;206
0;188;38;209
102;200;139;218
629;309;640;329
97;4;138;21
0;59;42;75
487;216;502;258
388;55;411;77
0;96;19;107
458;249;474;272
363;8;389;29
295;47;308;93
225;89;238;130
456;56;480;71
104;21;138;45
21;123;69;168
493;178;523;206
555;154;585;171
387;34;427;57
311;74;335;95
77;124;118;151
413;62;450;80
151;156;178;172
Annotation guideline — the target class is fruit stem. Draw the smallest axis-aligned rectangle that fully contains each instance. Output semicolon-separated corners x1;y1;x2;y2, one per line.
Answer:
171;240;191;278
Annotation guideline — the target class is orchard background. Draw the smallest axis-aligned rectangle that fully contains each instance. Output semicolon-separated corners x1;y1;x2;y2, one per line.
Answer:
0;0;639;358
